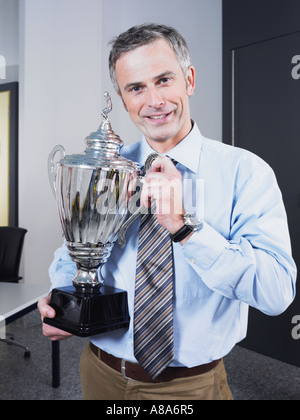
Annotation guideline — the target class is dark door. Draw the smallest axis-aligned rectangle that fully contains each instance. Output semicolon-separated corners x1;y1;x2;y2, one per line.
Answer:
223;0;300;367
231;31;300;366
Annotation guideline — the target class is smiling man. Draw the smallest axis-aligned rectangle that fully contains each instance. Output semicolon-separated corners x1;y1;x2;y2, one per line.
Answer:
39;24;296;400
115;38;195;151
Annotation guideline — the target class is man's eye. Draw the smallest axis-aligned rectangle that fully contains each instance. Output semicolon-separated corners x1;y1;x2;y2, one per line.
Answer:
132;86;141;92
160;78;170;84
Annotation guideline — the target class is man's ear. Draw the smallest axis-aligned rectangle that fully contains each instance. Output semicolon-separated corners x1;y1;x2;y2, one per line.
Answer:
186;66;196;96
117;91;128;112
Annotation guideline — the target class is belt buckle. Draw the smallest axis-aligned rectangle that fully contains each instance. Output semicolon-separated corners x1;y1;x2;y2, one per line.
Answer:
121;359;138;382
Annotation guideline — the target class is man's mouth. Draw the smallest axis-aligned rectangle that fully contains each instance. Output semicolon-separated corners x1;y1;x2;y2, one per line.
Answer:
146;112;172;121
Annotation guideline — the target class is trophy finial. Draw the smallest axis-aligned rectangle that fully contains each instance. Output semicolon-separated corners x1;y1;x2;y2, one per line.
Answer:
101;91;112;120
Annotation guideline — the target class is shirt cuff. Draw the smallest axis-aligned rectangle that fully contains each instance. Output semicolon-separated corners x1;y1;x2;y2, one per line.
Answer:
181;221;228;274
49;273;75;291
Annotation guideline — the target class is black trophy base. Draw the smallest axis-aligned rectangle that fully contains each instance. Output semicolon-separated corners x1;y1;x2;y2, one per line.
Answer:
44;285;130;337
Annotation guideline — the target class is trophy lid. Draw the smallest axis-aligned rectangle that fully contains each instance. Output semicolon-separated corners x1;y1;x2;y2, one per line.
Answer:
59;92;139;172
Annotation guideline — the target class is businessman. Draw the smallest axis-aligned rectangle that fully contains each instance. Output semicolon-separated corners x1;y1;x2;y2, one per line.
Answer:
38;23;297;400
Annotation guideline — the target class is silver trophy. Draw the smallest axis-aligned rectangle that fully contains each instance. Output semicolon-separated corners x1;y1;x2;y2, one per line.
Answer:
44;92;141;337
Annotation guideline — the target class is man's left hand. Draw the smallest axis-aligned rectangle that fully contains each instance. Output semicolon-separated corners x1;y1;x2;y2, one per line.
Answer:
140;156;185;235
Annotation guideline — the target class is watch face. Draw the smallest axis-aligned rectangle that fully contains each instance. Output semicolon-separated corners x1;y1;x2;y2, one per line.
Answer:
184;214;203;230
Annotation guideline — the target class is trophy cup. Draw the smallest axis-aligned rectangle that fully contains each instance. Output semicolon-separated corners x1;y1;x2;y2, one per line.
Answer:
44;92;141;337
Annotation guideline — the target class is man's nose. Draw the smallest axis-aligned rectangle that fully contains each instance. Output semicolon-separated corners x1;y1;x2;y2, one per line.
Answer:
146;87;165;109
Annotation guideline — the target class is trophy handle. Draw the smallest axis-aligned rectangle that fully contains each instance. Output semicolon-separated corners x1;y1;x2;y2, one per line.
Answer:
118;153;162;249
118;206;148;249
48;145;65;197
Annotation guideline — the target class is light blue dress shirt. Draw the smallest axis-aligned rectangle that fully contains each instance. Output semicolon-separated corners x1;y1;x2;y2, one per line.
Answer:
49;122;297;367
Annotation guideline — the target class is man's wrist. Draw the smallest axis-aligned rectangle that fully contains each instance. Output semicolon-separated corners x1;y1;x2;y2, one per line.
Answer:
171;213;203;243
169;216;185;236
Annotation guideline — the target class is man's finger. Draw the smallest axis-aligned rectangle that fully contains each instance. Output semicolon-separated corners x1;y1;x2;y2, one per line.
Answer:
38;296;56;319
42;322;72;340
150;156;177;174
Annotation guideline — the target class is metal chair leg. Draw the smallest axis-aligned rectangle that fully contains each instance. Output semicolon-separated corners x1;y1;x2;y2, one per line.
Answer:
0;337;31;358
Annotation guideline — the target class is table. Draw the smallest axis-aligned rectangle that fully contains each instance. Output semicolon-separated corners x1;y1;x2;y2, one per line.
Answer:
0;282;60;388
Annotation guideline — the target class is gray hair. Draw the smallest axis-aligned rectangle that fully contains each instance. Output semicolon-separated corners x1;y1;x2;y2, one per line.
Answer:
109;23;192;92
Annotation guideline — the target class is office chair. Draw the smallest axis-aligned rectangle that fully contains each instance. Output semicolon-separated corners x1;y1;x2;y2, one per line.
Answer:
0;227;30;357
0;227;27;283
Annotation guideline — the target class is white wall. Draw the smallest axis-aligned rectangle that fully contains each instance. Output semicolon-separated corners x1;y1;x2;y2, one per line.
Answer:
1;0;221;286
101;0;223;145
0;0;19;84
18;0;102;284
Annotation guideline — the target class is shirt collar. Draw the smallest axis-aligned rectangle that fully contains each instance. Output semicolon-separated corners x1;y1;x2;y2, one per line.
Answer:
138;121;203;174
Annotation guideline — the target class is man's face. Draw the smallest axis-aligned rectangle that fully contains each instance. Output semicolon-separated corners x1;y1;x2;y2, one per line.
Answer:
115;39;195;150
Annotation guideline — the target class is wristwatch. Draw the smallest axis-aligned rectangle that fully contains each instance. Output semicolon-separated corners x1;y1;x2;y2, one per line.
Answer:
171;213;203;243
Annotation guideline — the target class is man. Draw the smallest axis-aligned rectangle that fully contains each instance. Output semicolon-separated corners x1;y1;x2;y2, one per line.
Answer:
38;24;297;400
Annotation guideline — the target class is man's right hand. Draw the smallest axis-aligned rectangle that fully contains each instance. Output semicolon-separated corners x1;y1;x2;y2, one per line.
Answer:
38;294;73;341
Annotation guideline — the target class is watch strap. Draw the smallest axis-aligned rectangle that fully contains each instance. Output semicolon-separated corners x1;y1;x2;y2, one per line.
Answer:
171;224;194;243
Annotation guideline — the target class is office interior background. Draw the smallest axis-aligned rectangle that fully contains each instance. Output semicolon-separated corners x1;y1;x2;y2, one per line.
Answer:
0;0;299;400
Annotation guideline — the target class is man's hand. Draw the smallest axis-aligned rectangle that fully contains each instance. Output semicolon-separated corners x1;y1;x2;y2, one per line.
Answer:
38;294;73;341
141;156;185;235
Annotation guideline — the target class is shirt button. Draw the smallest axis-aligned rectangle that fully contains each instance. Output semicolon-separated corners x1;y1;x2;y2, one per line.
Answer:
190;258;196;264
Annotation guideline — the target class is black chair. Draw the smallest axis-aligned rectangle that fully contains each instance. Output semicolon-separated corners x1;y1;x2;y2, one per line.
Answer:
0;227;30;357
0;227;27;283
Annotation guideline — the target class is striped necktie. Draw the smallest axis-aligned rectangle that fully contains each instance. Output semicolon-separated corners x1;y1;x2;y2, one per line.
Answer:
134;201;174;379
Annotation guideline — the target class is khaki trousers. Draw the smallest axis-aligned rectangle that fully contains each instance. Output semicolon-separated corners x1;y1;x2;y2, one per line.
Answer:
79;344;233;400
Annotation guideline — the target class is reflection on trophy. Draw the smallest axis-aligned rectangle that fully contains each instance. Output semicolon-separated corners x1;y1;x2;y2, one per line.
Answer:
44;92;141;337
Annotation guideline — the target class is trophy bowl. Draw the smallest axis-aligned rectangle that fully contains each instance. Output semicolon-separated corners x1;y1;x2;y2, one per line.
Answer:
44;92;141;337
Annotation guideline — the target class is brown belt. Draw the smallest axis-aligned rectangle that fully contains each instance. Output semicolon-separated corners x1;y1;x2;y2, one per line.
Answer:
90;343;219;383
